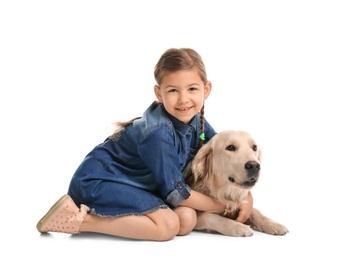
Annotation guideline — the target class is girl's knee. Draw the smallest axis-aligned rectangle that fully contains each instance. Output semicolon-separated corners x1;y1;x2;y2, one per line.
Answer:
175;207;197;236
153;210;180;241
159;215;180;241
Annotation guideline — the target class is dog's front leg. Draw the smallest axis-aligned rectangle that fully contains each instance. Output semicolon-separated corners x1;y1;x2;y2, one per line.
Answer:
246;208;289;235
195;212;254;237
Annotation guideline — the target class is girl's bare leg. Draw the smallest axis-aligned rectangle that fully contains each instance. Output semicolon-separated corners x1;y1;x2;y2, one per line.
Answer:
80;208;180;241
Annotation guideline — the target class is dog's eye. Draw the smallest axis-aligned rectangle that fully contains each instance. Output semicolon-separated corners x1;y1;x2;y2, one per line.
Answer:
252;145;257;151
226;145;236;151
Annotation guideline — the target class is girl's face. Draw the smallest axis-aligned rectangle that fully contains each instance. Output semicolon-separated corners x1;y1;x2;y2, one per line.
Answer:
154;68;212;124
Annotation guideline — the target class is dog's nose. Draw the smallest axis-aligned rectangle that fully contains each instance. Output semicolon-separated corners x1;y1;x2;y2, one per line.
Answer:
245;161;260;175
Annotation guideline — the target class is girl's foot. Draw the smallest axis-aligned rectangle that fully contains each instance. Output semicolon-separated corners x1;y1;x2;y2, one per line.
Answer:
36;194;89;234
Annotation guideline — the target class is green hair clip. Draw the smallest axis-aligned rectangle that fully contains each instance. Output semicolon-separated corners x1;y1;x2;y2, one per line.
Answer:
199;133;205;141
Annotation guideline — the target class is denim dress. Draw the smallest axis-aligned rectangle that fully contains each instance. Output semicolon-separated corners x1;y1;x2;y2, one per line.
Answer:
68;101;216;217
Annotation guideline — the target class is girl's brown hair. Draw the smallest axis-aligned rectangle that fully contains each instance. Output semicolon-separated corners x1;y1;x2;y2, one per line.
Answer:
154;48;208;86
110;48;208;150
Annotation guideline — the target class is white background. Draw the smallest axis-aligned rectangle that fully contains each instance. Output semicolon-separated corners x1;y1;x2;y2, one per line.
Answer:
1;0;336;259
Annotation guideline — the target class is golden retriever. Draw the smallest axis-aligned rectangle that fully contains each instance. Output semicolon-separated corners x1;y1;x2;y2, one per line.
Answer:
186;130;289;237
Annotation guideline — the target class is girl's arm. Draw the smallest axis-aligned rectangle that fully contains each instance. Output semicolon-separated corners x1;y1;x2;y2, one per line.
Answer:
179;190;226;214
180;190;254;223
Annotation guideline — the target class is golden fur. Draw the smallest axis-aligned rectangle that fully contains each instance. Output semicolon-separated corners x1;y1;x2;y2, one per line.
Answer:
187;130;288;237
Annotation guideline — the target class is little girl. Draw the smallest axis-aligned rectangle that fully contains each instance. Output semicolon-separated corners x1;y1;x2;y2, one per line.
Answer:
36;48;253;241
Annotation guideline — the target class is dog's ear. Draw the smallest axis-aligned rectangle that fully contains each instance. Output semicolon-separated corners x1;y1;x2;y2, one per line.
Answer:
191;144;213;183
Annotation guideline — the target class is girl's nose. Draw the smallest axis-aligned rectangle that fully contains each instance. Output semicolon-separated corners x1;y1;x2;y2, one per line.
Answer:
178;91;189;103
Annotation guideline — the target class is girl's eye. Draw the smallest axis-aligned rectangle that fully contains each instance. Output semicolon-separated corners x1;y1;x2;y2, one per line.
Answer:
189;87;198;92
252;145;257;151
168;89;178;93
226;145;236;151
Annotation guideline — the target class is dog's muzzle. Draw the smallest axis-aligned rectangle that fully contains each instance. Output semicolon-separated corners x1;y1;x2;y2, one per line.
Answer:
228;161;260;188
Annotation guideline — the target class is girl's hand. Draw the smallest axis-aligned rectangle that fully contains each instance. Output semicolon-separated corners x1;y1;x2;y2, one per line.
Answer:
235;191;253;223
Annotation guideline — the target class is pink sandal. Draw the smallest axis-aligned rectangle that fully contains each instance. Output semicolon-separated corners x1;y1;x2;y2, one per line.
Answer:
36;194;90;234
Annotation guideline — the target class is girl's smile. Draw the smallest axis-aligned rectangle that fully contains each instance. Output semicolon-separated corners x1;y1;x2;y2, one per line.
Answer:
176;106;193;112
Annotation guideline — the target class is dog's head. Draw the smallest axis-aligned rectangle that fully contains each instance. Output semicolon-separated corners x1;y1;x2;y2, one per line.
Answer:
191;130;262;204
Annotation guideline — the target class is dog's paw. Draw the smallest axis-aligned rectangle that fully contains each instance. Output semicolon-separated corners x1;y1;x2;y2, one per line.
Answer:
224;222;254;237
257;221;289;235
249;209;289;235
